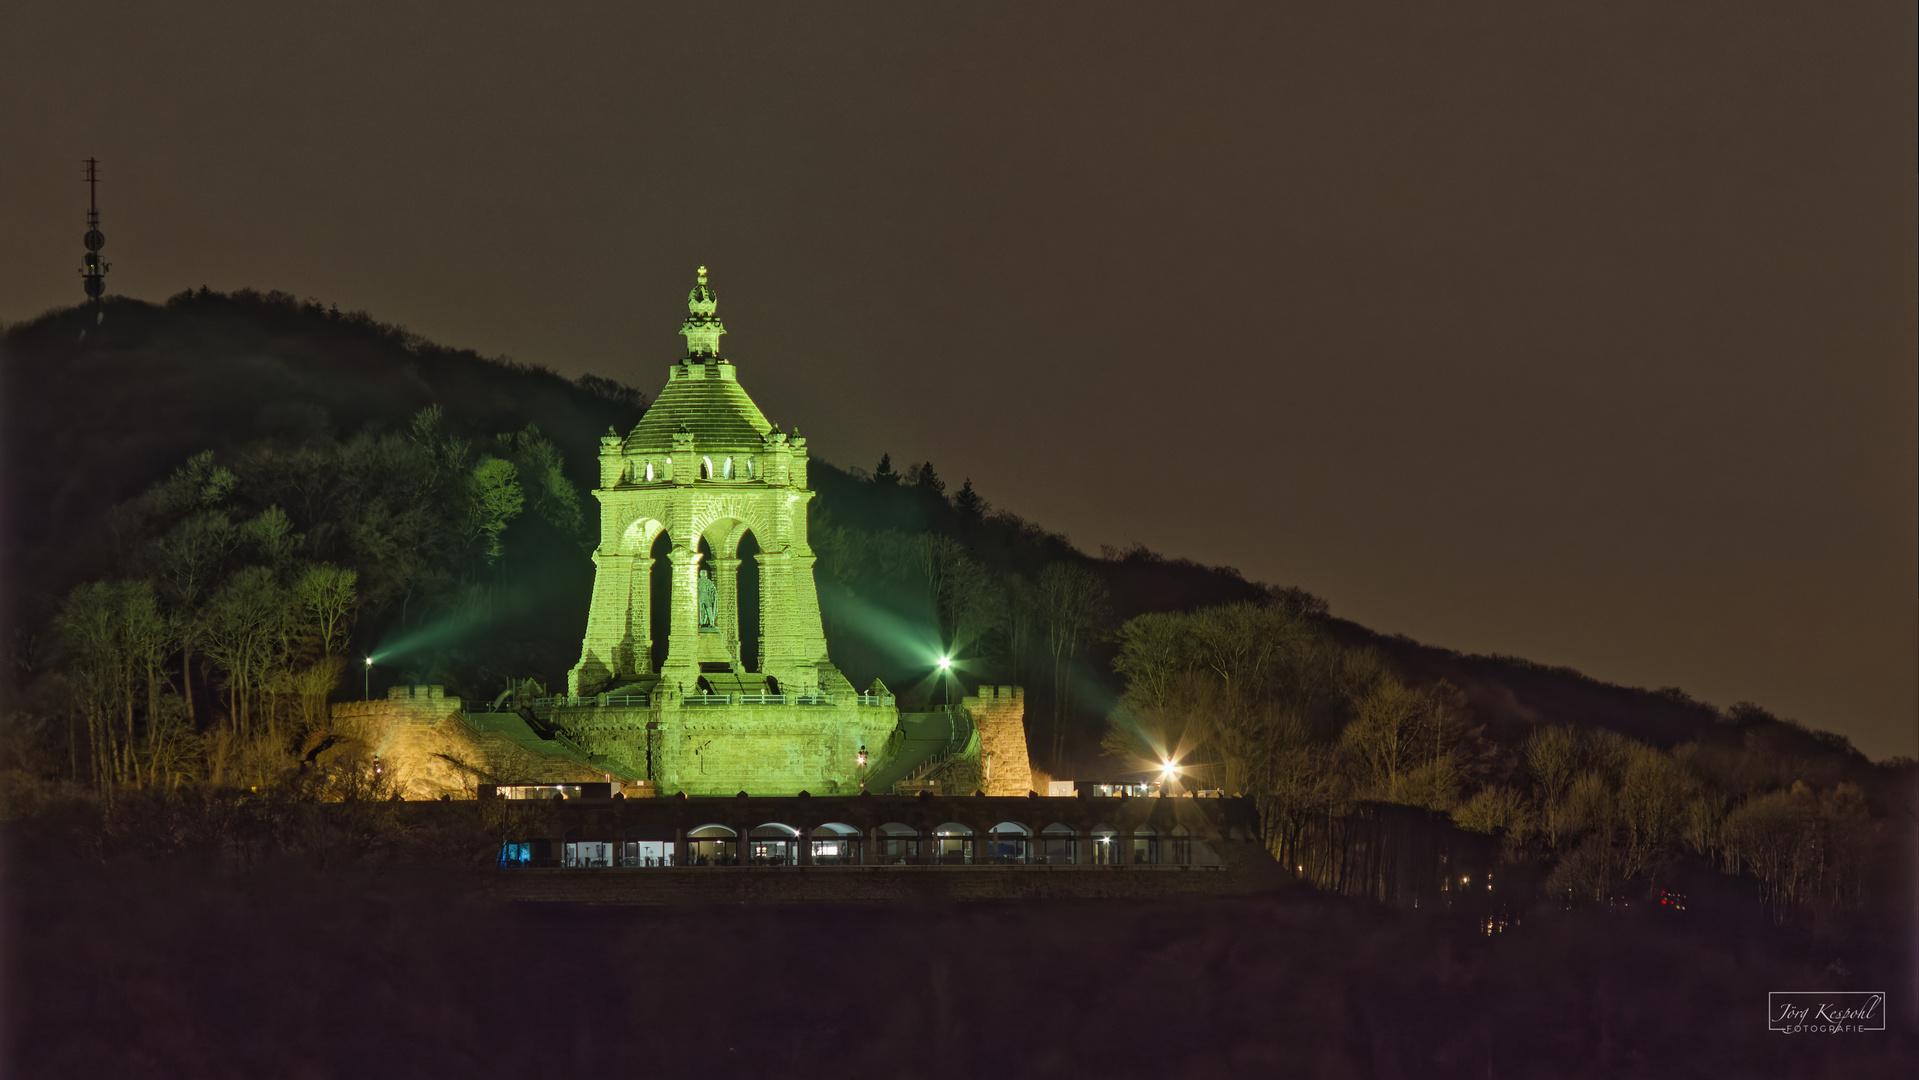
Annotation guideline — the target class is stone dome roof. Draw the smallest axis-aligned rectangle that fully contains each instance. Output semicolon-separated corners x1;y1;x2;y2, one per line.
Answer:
624;364;773;451
624;267;775;452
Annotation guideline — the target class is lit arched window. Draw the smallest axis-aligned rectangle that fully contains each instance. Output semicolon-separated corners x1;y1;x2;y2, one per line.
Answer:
722;457;734;480
644;461;655;482
745;458;757;479
700;457;713;479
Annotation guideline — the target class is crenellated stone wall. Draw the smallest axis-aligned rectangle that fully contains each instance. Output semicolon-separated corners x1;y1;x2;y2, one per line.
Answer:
964;685;1035;797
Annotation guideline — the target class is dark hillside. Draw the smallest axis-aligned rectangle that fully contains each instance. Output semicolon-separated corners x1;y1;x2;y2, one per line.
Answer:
2;290;646;636
2;295;1894;791
1328;619;1896;799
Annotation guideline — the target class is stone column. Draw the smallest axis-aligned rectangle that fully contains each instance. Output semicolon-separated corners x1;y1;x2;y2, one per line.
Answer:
624;555;652;677
660;544;702;690
711;556;742;672
757;549;831;691
569;552;633;695
756;548;797;684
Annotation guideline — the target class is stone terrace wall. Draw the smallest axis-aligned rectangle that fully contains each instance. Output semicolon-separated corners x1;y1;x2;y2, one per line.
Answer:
479;792;1260;854
331;687;607;799
479;863;1281;905
965;686;1034;797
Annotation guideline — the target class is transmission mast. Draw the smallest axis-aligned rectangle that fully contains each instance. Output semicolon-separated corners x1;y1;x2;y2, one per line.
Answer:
80;158;109;307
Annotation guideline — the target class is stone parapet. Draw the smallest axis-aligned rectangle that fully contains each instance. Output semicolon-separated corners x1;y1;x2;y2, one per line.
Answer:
557;698;899;797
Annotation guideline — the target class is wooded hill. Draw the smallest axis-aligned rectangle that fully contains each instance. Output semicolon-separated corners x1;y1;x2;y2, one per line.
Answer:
0;290;1899;792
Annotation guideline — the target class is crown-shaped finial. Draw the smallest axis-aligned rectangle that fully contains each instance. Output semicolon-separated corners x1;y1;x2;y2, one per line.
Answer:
681;265;725;356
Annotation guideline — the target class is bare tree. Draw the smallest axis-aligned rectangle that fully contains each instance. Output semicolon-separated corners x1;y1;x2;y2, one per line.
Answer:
1035;562;1109;770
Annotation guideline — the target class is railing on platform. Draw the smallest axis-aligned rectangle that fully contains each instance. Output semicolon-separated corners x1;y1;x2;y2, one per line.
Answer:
855;692;896;707
526;690;854;709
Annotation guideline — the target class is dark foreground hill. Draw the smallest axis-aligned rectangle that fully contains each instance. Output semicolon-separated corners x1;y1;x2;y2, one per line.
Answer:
7;839;1913;1079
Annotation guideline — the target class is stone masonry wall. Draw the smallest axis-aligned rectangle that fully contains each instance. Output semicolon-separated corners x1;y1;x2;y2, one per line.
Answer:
965;685;1034;797
331;687;607;800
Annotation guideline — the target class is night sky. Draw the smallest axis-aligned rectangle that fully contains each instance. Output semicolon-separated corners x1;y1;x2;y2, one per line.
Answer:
4;3;1913;759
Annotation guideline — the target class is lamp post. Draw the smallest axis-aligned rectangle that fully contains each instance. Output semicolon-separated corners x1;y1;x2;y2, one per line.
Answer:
936;654;954;745
364;655;373;701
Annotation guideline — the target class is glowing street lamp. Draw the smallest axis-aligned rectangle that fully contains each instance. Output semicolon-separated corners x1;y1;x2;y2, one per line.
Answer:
364;655;373;701
937;654;953;709
1159;759;1180;795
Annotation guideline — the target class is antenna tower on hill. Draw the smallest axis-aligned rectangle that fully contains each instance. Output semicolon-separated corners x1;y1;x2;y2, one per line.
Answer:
80;158;109;309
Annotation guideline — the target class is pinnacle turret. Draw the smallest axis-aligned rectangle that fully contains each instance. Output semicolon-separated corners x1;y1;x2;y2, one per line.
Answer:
680;265;726;357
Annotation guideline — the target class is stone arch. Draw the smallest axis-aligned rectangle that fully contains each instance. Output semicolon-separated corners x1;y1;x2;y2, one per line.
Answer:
874;821;920;865
648;529;676;672
620;516;667;556
810;822;859;865
1041;822;1077;865
986;821;1031;864
1130;824;1159;866
933;821;974;865
696;515;769;673
749;822;800;866
691;507;775;555
623;823;675;867
685;824;738;866
1167;824;1192;866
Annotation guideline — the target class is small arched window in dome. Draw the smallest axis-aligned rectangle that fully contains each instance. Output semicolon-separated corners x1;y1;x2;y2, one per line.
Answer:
745;458;757;479
700;457;713;479
644;461;655;482
722;457;734;479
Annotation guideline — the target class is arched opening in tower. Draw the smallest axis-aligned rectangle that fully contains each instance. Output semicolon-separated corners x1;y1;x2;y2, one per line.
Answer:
648;530;673;673
737;531;762;672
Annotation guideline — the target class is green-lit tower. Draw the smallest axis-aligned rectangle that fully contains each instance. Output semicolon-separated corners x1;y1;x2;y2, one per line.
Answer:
558;267;892;794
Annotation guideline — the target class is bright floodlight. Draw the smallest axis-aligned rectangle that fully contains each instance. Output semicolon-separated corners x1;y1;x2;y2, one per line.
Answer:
937;655;952;671
1160;760;1179;778
365;656;373;666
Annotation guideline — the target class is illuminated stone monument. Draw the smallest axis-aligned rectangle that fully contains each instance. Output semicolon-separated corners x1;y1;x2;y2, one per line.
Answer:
569;266;837;697
331;269;1033;799
555;268;895;793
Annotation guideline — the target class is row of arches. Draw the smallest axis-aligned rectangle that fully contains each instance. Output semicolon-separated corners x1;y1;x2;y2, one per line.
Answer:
619;527;763;673
619;455;759;484
522;821;1194;868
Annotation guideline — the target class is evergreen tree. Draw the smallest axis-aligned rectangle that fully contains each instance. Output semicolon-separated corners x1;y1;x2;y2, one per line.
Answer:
873;453;899;485
914;460;946;499
954;478;987;522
